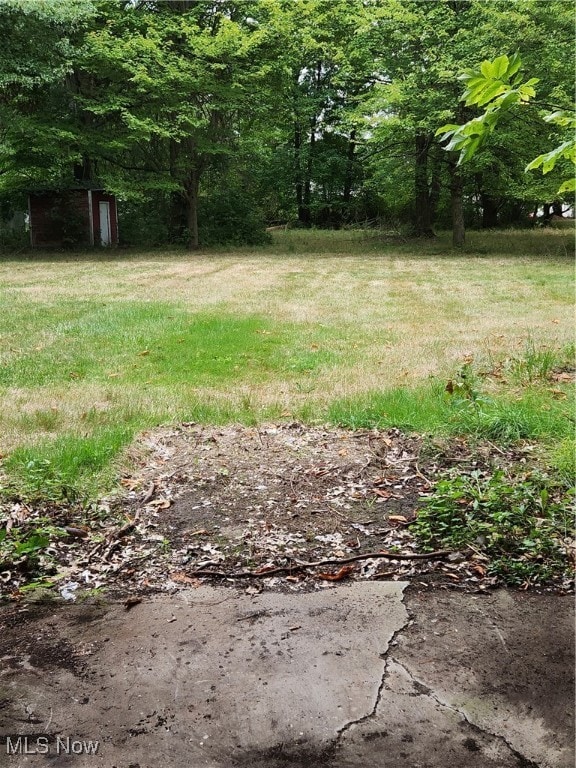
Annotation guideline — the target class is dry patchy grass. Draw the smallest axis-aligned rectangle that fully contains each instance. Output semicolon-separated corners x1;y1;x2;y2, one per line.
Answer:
0;228;573;463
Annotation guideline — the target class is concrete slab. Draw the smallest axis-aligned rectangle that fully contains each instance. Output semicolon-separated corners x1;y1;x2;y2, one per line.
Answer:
0;584;407;767
0;585;573;768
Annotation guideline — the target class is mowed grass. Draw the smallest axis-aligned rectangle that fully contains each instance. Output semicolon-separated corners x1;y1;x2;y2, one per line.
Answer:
0;228;573;498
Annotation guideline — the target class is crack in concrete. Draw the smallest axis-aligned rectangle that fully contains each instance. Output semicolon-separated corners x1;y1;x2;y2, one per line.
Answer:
332;614;410;748
391;658;541;768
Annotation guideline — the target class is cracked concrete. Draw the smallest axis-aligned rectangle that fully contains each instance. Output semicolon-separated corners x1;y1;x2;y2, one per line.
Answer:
0;585;573;768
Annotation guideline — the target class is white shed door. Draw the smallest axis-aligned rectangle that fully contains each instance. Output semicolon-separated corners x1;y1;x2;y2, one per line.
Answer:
99;201;111;246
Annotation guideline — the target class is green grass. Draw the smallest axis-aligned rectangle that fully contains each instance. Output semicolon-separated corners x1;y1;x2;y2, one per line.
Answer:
0;303;339;387
0;229;573;501
328;380;574;442
3;426;136;502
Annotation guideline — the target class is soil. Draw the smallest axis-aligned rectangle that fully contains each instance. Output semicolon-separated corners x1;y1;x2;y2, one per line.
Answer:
101;423;508;593
0;423;571;599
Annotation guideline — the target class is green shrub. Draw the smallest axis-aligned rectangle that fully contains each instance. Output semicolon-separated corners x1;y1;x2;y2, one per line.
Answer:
412;469;574;586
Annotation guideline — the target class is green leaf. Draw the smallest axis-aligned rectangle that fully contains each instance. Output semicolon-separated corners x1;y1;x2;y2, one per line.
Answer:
435;123;460;137
480;59;495;79
491;54;509;80
506;52;522;79
558;178;576;193
475;81;507;107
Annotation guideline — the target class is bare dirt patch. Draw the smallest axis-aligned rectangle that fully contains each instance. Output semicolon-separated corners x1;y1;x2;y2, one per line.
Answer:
54;423;526;596
1;423;571;600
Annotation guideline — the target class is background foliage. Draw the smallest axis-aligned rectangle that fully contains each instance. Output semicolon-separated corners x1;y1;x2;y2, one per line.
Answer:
0;0;574;247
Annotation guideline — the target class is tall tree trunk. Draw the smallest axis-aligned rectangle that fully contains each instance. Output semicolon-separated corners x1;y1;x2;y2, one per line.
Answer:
185;169;199;250
300;115;316;228
552;200;563;217
343;129;357;207
428;144;442;223
450;158;465;247
294;122;305;223
414;133;435;237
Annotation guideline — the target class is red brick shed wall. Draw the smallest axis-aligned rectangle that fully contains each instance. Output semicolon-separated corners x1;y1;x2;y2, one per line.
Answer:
29;191;91;248
29;190;118;247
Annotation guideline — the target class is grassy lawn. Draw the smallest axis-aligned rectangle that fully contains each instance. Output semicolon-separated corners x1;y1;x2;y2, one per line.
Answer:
0;228;573;499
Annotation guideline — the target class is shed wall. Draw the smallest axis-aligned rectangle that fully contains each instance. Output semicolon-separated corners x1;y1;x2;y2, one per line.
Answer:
29;190;118;247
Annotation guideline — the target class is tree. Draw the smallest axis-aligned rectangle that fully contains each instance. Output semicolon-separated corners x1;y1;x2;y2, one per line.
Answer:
0;0;573;247
437;53;575;198
77;0;281;248
0;0;95;191
363;0;575;241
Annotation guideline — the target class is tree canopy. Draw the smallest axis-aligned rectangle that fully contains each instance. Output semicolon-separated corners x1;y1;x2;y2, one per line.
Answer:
0;0;573;248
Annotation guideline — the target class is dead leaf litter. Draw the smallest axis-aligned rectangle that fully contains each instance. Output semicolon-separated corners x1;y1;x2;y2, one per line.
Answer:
0;423;571;598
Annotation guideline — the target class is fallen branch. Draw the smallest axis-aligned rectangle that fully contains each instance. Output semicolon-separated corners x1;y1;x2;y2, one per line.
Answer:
87;512;140;560
190;549;452;579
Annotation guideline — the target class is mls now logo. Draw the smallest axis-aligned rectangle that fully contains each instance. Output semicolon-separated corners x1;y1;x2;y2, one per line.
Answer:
5;736;100;755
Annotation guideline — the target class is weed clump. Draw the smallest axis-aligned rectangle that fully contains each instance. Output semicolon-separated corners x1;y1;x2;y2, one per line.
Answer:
412;468;574;587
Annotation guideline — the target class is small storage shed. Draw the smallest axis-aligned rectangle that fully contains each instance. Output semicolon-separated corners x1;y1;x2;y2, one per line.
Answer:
28;188;118;248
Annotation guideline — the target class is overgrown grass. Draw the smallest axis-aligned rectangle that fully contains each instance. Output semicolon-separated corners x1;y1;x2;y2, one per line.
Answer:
329;339;574;440
328;382;574;442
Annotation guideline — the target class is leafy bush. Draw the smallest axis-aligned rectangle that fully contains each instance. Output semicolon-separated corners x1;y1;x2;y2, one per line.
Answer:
198;186;271;246
0;522;64;574
412;469;574;586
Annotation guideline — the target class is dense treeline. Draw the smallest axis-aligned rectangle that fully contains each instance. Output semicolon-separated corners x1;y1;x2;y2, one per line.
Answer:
0;0;573;248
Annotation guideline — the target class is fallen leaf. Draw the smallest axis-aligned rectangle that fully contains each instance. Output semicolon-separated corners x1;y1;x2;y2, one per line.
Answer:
137;350;150;356
388;515;408;524
316;565;355;581
170;571;199;585
550;389;568;401
253;565;277;575
121;477;141;490
148;498;171;510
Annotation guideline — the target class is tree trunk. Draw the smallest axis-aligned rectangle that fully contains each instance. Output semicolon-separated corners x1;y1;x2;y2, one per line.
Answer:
294;122;305;223
552;200;563;217
185;169;199;250
343;129;357;206
450;159;465;247
429;144;442;223
170;193;186;242
414;133;435;237
300;115;316;228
